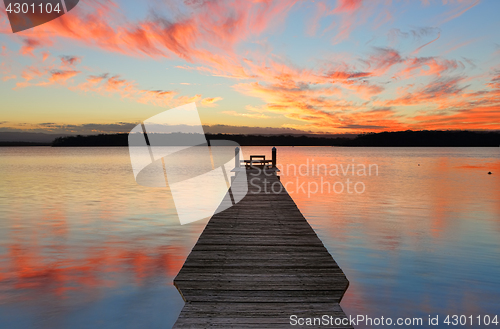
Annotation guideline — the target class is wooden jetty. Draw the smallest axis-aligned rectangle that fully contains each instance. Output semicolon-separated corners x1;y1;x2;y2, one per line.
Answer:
173;148;352;328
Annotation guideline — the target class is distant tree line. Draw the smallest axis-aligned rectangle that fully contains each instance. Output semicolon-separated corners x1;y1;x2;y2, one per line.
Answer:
52;134;130;146
0;141;51;146
347;130;500;146
51;130;500;147
206;133;352;146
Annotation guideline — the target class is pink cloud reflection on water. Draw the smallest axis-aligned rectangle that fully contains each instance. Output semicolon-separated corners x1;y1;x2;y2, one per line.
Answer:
0;147;209;327
1;146;500;328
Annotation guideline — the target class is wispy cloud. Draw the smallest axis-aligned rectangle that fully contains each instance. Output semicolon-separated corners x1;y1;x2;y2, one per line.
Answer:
1;0;499;132
412;32;441;55
384;77;469;107
222;110;270;119
7;51;223;109
440;0;480;24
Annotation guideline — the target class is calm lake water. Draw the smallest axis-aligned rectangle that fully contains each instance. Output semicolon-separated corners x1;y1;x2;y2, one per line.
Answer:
0;146;499;328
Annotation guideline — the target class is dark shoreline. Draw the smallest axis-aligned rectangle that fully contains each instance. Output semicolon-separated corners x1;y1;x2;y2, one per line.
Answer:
2;130;499;147
0;142;51;147
50;130;500;147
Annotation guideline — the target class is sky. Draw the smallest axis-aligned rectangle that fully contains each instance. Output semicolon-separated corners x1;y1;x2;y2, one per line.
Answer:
0;0;499;135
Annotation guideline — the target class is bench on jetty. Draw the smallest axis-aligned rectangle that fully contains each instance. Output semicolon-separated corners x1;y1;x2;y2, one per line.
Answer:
242;155;273;169
173;147;351;328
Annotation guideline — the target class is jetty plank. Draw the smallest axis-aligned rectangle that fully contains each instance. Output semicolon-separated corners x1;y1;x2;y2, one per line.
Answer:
173;168;352;328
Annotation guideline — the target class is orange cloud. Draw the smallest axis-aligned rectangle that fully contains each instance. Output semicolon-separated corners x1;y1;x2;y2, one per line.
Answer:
60;55;82;67
8;55;222;109
4;0;298;65
20;38;48;56
2;75;16;81
74;73;200;108
363;47;403;76
232;77;395;131
488;71;500;90
17;64;47;84
395;57;465;79
45;69;80;84
42;51;50;62
383;77;468;107
387;70;500;130
411;106;500;130
201;96;223;107
14;57;81;87
342;81;384;100
1;0;499;133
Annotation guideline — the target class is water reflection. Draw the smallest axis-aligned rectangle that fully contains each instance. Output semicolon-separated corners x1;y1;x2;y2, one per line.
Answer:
1;146;499;328
0;147;208;328
262;147;500;328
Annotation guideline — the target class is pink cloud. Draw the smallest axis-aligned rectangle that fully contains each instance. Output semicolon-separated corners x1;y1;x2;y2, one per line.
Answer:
395;57;465;79
20;38;48;56
1;0;498;133
383;77;468;107
46;69;80;84
60;56;82;67
333;0;363;13
363;47;403;76
412;32;441;55
440;0;480;24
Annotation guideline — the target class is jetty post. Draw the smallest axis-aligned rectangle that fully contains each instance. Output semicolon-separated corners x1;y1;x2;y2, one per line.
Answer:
235;146;240;169
272;146;277;168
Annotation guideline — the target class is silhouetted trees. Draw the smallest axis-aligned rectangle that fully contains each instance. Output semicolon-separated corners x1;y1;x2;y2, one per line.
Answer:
52;134;129;146
347;130;500;146
0;141;50;146
51;130;500;147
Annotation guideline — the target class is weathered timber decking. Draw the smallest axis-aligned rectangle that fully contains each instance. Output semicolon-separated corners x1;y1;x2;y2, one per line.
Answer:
173;169;352;328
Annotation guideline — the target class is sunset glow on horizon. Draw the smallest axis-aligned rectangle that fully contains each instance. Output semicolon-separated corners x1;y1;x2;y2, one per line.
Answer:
1;0;499;135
